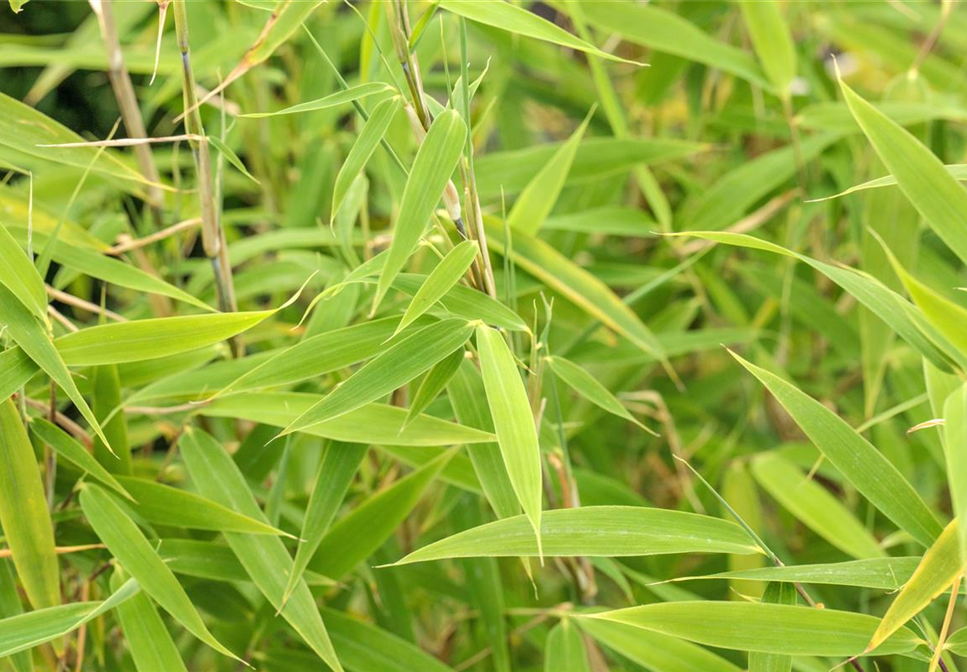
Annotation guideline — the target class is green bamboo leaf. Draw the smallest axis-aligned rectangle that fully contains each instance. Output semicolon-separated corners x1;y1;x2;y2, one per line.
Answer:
722;461;766;599
0;347;35;404
749;583;797;672
395;274;528;332
242;82;395;118
282;442;367;605
867;519;962;653
672;231;957;372
0;284;112;451
51;244;212;312
545;620;591;672
0;222;46;321
158;539;336;586
678;557;920;591
508;110;593;235
309;451;454;579
29;418;131;500
207;134;258;184
91;364;131;475
730;351;943;547
0;558;32;672
448;359;521;519
577;0;768;87
476;324;544;555
393;241;479;338
204;392;495;446
332;95;402;223
216;316;403;398
0;90;151;186
751;453;886;560
579;616;742;672
0;399;59;611
114;477;294;537
583;602;923;656
403;348;465;430
740;0;797;96
281;319;474;436
485;216;665;363
178;428;344;672
440;0;638;65
374;110;466;311
78;483;243;663
55;310;273;366
875;231;967;361
841;77;967;266
110;569;188;672
944;384;967;561
545;355;655;434
0;577;140;659
391;506;762;564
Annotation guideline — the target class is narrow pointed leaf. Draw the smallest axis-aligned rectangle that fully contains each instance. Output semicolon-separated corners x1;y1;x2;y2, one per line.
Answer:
680;557;920;591
585;602;923;656
0;399;60;610
375;110;466;310
110;570;189;672
476;324;543;553
841;78;967;266
29;418;131;500
546;355;654;434
282;319;473;434
740;0;796;95
0;222;46;320
78;484;242;663
332;95;402;221
392;506;762;564
867;519;962;653
730;351;943;547
178;428;344;672
404;348;465;429
282;442;367;604
394;241;479;337
545;620;591;672
242;82;394;118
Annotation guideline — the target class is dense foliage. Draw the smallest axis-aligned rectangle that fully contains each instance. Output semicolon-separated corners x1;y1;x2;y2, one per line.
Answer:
2;0;967;670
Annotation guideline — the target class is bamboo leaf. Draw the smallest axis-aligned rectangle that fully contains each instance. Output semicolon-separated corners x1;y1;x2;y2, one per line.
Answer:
440;0;638;65
867;519;962;653
110;569;189;672
0;399;60;610
546;355;655;434
29;418;131;500
242;83;395;118
476;324;544;555
332;95;402;222
281;319;474;435
739;0;797;96
391;506;762;564
749;583;797;672
178;428;344;672
404;348;465;430
730;350;943;547
678;557;920;591
282;442;367;605
0;221;46;321
508;110;593;235
375;110;466;311
584;602;923;656
114;476;294;536
393;241;479;337
78;483;243;663
0;284;112;450
841;77;967;266
944;384;967;561
545;620;591;672
0;577;140;659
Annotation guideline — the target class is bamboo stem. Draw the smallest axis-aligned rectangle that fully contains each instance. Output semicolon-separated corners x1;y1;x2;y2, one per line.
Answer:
89;0;164;217
172;0;241;356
